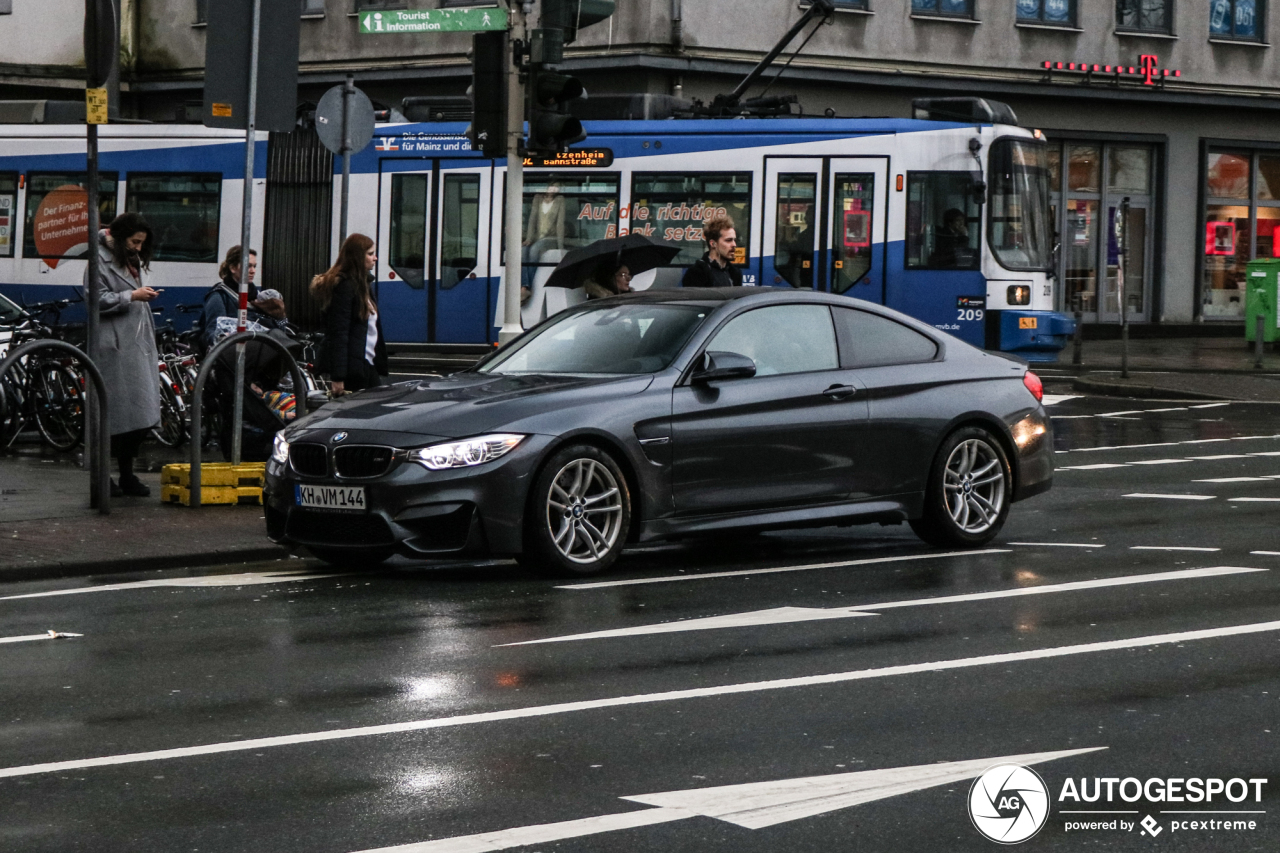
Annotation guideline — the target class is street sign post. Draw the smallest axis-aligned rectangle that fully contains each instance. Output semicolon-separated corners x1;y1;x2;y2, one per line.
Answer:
315;81;375;242
359;8;507;34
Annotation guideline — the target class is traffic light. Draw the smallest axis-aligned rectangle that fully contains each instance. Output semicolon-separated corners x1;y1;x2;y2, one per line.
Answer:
465;30;508;158
526;64;586;155
541;0;616;45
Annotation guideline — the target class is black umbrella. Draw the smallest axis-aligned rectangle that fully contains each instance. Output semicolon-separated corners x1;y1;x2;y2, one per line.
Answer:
544;234;682;289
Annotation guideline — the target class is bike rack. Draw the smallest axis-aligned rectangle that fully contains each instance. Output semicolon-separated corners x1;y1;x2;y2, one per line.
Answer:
0;339;110;515
188;330;309;508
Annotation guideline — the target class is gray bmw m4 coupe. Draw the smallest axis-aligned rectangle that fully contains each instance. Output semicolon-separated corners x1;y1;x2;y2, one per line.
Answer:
264;288;1052;576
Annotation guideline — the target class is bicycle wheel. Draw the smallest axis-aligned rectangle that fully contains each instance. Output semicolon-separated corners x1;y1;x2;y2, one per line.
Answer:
32;361;84;452
151;375;187;447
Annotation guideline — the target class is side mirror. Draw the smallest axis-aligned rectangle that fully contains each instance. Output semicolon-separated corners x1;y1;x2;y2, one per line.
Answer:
691;350;756;383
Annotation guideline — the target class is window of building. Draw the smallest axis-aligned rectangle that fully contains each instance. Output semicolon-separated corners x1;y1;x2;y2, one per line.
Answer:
912;0;975;15
355;0;407;10
1203;148;1280;319
832;307;939;368
125;174;221;263
198;0;323;25
631;173;752;265
905;172;980;270
517;173;620;266
0;0;12;15
707;305;838;377
1116;0;1173;32
440;174;480;289
301;0;325;15
1210;0;1263;39
1017;0;1077;25
0;173;17;258
828;0;871;9
23;173;118;261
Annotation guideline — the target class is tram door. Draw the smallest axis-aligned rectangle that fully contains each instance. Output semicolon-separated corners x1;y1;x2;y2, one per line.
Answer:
763;157;887;303
378;159;492;344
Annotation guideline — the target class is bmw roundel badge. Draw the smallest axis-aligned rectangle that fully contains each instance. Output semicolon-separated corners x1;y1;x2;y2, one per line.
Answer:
331;432;348;443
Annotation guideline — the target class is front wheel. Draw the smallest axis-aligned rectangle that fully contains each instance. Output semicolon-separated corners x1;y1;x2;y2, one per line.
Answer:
909;427;1011;548
522;444;631;577
33;363;84;452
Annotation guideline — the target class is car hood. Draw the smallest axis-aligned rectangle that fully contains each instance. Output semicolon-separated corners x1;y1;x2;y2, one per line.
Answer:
291;372;655;440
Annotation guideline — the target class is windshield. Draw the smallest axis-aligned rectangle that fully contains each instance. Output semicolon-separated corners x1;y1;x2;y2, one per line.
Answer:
988;138;1052;271
0;293;21;325
479;303;709;375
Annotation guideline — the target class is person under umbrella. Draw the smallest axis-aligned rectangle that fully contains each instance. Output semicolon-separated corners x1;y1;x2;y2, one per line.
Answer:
584;262;633;299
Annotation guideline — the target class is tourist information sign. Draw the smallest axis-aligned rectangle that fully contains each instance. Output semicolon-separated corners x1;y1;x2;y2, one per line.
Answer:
358;8;508;34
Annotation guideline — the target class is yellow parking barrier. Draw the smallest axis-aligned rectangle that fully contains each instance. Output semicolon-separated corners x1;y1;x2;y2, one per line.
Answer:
161;463;266;506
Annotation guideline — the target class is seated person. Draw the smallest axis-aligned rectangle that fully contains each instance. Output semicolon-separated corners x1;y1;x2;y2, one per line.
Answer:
928;208;977;269
584;263;633;299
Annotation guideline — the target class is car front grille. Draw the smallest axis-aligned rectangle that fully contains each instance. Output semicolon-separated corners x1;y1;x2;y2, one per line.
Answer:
290;443;328;477
333;445;394;479
286;511;394;546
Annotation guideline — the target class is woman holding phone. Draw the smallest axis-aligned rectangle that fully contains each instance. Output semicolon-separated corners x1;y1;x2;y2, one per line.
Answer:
310;233;387;395
81;211;161;497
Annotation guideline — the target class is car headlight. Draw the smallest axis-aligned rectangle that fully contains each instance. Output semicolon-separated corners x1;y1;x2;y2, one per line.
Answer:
410;434;524;470
271;432;290;465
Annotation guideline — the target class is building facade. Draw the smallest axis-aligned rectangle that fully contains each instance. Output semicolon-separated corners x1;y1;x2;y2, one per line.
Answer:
6;0;1280;325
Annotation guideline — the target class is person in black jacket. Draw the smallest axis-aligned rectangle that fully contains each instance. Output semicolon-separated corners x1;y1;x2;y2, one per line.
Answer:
310;233;388;395
680;214;744;288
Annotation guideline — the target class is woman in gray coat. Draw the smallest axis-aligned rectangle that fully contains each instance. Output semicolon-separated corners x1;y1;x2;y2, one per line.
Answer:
81;212;161;497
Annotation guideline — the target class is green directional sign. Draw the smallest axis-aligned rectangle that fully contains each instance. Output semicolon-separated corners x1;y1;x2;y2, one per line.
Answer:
359;8;508;35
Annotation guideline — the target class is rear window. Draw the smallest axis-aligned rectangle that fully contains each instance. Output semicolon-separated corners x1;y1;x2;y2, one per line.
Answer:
833;307;938;367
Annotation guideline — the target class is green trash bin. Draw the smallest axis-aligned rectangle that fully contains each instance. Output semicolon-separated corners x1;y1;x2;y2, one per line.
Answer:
1245;258;1280;344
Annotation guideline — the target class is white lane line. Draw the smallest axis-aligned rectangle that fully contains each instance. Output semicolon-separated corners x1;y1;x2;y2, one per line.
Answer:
1250;551;1280;556
1129;546;1221;552
1229;497;1280;503
1098;410;1143;417
0;631;83;645
509;568;1264;646
1147;407;1188;413
1064;436;1280;454
1128;459;1193;465
1123;494;1216;500
1058;463;1129;470
1193;477;1270;483
1075;442;1180;452
1187;454;1249;461
1042;394;1081;406
1250;451;1280;457
1190;403;1232;409
3;619;1277;780
1008;542;1106;548
0;571;349;602
1184;439;1233;444
555;550;1010;590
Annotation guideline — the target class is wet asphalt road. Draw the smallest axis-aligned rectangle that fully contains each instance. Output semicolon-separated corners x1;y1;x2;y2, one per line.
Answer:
2;394;1279;853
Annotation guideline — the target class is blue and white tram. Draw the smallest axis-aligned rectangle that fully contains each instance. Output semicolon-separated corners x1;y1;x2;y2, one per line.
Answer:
0;114;1074;360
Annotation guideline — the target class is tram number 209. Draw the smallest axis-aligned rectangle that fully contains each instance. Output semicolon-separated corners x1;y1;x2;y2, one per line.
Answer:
957;308;985;322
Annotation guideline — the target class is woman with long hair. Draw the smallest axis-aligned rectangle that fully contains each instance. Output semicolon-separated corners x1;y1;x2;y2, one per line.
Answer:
311;233;387;395
80;211;161;497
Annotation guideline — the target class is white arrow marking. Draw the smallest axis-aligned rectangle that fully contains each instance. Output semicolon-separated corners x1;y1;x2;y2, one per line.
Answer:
0;630;83;644
0;571;348;602
351;748;1105;852
504;567;1264;646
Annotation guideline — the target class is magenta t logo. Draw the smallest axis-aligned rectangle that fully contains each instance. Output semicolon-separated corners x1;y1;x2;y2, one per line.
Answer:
1139;54;1159;85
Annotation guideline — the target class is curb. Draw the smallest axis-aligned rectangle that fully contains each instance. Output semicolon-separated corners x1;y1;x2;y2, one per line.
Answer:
1070;377;1232;401
0;545;293;583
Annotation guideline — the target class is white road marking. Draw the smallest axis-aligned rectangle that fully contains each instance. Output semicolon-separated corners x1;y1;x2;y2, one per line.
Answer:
1128;459;1192;465
1129;546;1221;552
555;550;1010;590
1183;438;1233;444
1229;497;1280;503
1147;407;1188;413
508;568;1263;646
1187;454;1249;461
1008;542;1106;548
2;620;1275;780
353;748;1105;852
0;631;83;645
1250;551;1280;556
1193;477;1270;483
1098;410;1143;417
1250;451;1280;457
1123;494;1216;500
1059;463;1130;470
1190;403;1231;409
1042;394;1081;406
0;571;348;602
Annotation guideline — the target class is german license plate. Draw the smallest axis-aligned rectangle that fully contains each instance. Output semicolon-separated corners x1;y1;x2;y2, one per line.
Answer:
296;484;366;511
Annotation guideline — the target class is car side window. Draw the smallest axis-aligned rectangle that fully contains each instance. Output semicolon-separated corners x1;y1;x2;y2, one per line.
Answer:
707;304;838;376
833;307;938;368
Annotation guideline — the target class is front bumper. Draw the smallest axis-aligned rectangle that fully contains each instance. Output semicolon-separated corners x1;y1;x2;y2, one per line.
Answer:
264;432;554;557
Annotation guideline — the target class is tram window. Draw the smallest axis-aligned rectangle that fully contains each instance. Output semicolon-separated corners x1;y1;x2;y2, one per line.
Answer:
0;173;17;258
774;173;816;288
125;173;221;263
831;173;875;294
832;306;938;368
517;173;620;266
905;172;979;270
389;173;428;289
631;172;752;265
440;174;480;290
23;172;118;261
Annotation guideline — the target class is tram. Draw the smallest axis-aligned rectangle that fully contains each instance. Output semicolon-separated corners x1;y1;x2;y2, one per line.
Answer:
0;103;1074;361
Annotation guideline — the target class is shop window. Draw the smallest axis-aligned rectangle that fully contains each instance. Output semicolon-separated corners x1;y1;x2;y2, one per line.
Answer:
833;307;938;368
23;172;118;261
1108;147;1152;194
1201;148;1280;320
774;174;817;289
1256;154;1280;200
1067;145;1101;193
1210;0;1263;39
905;172;980;270
440;174;480;290
1017;0;1077;25
1116;0;1172;32
1207;151;1251;199
631;173;752;265
707;305;838;377
125;173;221;263
389;173;428;289
0;173;16;258
912;0;976;16
518;173;620;266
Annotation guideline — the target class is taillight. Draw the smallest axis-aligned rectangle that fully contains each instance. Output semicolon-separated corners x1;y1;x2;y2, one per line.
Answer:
1023;370;1043;402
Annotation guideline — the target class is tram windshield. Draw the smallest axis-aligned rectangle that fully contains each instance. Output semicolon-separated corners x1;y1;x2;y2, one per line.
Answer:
988;138;1052;271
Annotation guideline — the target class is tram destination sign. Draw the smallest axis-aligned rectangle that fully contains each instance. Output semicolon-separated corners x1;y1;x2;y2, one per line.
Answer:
522;149;614;168
359;8;508;34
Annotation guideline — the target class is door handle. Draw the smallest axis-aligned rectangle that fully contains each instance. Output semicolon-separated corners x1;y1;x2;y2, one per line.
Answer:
822;384;857;400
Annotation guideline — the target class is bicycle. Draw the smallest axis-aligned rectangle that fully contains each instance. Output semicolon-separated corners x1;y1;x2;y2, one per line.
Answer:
0;297;88;453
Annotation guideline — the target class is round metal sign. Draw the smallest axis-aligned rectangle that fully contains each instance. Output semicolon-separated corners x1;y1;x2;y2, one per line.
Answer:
315;85;376;155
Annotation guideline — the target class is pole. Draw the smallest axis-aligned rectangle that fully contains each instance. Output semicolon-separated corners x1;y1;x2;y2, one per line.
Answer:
85;116;108;513
232;0;263;466
339;74;353;242
1119;197;1130;380
1072;304;1083;366
498;2;526;346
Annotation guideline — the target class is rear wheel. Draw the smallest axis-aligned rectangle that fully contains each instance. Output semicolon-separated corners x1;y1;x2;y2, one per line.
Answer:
151;377;187;447
909;426;1011;548
307;545;393;568
522;444;631;577
33;362;84;452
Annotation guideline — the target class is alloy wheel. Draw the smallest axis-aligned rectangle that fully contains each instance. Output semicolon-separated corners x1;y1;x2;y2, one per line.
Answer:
943;437;1006;534
546;457;625;564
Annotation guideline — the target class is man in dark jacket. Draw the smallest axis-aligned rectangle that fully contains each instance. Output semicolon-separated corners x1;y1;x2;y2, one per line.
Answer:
681;214;744;288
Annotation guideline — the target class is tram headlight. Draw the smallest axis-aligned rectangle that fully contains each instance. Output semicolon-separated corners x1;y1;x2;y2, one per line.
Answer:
1007;285;1031;306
